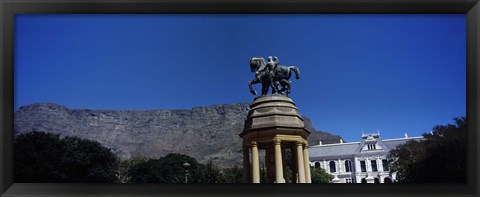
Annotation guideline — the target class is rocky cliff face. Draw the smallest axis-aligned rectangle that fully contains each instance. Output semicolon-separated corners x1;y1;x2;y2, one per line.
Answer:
14;103;342;168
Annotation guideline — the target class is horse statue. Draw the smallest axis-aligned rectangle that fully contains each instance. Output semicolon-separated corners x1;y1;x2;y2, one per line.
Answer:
248;56;300;96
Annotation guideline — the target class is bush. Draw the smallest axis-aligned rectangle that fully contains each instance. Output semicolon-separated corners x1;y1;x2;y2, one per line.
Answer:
15;131;117;182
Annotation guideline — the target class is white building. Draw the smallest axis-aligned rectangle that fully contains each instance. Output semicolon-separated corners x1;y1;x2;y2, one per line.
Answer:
308;133;423;183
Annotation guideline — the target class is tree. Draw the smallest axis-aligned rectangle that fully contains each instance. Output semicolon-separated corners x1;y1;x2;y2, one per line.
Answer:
127;153;202;183
58;136;118;182
126;155;244;183
15;131;65;182
15;131;118;182
310;167;333;183
114;157;150;183
219;165;243;183
388;117;466;183
195;160;222;183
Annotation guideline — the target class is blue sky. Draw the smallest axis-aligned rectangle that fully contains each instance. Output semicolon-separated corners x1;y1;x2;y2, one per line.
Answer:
14;14;466;142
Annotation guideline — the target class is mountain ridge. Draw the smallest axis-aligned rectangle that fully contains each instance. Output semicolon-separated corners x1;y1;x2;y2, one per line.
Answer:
14;102;343;167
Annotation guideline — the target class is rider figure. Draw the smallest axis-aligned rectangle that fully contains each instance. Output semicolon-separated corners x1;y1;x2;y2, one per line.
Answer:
255;56;279;94
255;56;275;80
268;56;281;93
272;56;279;73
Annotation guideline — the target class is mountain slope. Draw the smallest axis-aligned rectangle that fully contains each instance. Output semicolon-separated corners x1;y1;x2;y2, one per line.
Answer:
14;103;342;167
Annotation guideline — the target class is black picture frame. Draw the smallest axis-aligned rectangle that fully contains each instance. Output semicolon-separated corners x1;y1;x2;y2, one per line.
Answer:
1;0;478;196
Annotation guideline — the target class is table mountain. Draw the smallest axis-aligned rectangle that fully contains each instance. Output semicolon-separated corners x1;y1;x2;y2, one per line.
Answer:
14;103;343;168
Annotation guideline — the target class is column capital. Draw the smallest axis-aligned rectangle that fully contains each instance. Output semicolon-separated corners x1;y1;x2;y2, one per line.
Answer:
296;141;304;146
251;141;258;147
274;139;281;145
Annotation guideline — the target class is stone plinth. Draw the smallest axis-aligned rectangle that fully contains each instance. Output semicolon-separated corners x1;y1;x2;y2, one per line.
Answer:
243;95;308;132
240;95;311;183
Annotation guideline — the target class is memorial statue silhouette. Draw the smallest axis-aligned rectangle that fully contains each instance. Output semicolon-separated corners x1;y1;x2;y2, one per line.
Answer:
242;56;311;183
248;56;300;96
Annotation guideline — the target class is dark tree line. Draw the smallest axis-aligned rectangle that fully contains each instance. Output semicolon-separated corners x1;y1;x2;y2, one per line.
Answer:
15;131;117;182
121;154;242;183
14;131;337;183
14;131;243;183
388;117;466;183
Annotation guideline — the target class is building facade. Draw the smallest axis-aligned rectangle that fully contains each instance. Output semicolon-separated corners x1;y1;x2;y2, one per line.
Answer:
308;133;423;183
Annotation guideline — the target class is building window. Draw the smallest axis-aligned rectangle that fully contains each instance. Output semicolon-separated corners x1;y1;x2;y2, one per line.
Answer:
329;161;336;173
344;160;352;172
345;178;353;183
315;162;320;169
382;159;389;171
360;160;366;172
371;160;378;172
367;144;377;150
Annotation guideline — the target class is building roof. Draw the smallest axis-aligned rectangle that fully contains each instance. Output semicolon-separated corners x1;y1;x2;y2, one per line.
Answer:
382;137;423;150
309;135;423;159
309;142;359;159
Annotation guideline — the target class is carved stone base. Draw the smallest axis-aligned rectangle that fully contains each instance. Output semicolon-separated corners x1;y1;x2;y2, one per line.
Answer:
240;95;311;183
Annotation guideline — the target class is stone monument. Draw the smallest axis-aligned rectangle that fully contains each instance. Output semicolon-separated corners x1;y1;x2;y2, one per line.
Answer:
241;56;311;183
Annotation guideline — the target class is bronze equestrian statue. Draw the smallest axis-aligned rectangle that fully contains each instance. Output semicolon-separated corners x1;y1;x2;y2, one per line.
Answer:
248;56;300;96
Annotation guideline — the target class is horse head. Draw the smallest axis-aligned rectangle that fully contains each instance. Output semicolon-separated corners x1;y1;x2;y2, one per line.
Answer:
249;57;266;73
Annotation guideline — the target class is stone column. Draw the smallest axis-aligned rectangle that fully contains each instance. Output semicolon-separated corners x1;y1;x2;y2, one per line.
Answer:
303;145;312;183
338;158;342;172
274;139;285;183
281;146;287;182
323;160;327;172
366;158;371;172
355;157;360;173
377;157;383;172
251;141;260;183
243;146;251;183
296;142;306;183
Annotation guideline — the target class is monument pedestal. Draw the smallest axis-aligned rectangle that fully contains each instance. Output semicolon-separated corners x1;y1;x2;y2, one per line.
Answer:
240;95;311;183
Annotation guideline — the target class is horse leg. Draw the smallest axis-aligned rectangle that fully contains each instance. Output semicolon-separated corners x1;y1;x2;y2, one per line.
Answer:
274;81;284;95
248;79;260;95
281;79;292;95
262;81;270;95
271;81;280;94
278;82;287;95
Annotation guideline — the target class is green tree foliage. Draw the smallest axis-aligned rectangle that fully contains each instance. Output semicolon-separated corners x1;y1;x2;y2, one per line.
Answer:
114;157;150;183
125;154;244;183
310;167;334;183
15;131;117;182
219;165;243;183
388;117;466;183
15;131;65;182
260;165;268;183
127;153;202;183
123;157;160;183
195;160;222;183
16;132;327;184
